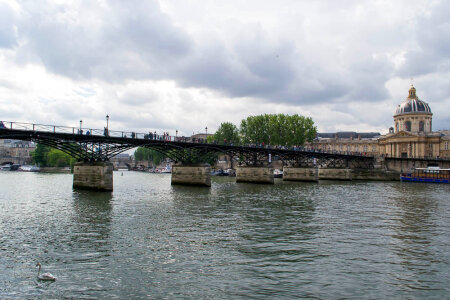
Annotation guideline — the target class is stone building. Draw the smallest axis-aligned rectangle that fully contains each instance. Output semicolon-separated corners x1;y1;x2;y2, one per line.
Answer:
0;139;36;164
309;85;449;158
310;132;381;156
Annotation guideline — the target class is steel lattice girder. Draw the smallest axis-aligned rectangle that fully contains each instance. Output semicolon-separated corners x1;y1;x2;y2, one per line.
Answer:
0;128;376;167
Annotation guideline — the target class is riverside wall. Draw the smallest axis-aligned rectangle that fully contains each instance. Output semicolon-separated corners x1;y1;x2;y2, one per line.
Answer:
384;158;450;173
281;167;398;181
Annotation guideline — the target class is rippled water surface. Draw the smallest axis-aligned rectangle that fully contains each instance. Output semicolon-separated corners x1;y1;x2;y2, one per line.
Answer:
0;172;449;298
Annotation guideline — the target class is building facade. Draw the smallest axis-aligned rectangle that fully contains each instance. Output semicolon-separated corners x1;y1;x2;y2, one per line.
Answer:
310;85;449;159
0;139;36;164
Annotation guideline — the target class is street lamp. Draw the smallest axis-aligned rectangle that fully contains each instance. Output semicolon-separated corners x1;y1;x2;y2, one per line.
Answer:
205;126;208;143
176;129;178;139
106;114;109;136
80;120;82;133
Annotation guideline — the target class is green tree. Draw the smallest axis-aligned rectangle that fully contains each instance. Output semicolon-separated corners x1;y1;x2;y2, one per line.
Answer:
47;149;75;167
31;144;75;167
134;147;165;166
240;114;317;146
31;144;51;167
212;122;240;145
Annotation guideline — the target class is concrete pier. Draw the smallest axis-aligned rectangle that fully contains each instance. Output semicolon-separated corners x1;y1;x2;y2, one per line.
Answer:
73;161;114;191
318;168;352;181
236;166;274;184
171;164;211;187
283;167;319;182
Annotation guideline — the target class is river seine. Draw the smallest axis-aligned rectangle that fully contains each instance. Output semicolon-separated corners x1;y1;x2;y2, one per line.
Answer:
0;171;449;299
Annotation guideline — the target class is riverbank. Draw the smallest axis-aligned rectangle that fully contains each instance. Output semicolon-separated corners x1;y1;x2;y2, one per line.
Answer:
39;167;72;173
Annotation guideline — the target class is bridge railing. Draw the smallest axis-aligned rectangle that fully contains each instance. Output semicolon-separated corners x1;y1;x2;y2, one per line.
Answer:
0;120;175;142
5;120;447;160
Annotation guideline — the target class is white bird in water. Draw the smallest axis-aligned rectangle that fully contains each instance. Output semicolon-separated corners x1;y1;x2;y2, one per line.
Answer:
36;262;56;281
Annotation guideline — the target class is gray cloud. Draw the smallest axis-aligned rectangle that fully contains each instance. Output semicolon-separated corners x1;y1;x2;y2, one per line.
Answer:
12;0;402;107
0;3;17;48
1;0;449;134
398;1;450;77
18;0;192;80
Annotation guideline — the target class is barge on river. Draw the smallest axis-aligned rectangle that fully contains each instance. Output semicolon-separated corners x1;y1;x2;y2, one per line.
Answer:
400;167;450;183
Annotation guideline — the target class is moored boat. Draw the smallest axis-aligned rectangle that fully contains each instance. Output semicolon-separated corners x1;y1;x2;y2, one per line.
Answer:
214;169;228;176
18;165;40;172
0;164;11;171
400;167;449;183
273;169;283;178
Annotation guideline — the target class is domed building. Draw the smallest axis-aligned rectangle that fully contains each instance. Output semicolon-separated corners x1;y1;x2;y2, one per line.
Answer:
309;85;450;159
378;85;448;158
393;85;432;133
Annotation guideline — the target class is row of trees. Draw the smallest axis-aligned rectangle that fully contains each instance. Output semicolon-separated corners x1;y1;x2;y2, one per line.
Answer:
134;147;166;166
211;114;317;147
31;144;76;167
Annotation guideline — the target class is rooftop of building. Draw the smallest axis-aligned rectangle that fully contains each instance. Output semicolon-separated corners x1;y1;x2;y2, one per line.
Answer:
394;85;432;116
315;132;381;140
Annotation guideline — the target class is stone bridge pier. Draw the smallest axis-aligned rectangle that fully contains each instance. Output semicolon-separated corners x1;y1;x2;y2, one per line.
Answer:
73;161;114;191
283;167;319;182
236;166;274;184
171;164;211;187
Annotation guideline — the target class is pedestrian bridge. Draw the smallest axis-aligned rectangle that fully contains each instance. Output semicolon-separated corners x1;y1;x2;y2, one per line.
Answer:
0;120;390;190
0;120;374;165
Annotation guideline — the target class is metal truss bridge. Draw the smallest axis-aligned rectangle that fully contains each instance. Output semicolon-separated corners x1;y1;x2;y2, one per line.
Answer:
0;120;375;169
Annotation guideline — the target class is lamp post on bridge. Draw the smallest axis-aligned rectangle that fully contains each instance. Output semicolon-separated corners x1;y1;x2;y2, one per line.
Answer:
106;114;109;136
176;130;178;141
80;120;82;134
205;126;208;143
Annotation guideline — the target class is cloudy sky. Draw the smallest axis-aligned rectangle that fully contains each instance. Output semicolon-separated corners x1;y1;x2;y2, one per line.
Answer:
0;0;449;136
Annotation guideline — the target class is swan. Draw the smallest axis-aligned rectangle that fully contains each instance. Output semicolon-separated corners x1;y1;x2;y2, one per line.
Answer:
36;262;57;281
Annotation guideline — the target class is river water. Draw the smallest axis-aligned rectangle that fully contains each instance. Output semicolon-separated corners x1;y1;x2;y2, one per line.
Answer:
0;171;449;299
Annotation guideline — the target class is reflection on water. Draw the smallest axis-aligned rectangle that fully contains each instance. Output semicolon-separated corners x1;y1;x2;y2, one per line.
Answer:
389;183;443;293
0;172;449;298
71;190;113;250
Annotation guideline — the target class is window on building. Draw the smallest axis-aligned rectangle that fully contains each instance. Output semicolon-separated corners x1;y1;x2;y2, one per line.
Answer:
404;121;411;131
395;122;399;132
363;145;368;152
372;146;376;152
419;121;424;132
445;142;448;150
346;145;350;152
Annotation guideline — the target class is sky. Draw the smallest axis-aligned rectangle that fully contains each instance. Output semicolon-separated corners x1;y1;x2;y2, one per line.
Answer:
0;0;449;136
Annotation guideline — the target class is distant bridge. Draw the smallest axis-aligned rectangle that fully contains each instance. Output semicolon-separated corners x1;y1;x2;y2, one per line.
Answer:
0;120;375;168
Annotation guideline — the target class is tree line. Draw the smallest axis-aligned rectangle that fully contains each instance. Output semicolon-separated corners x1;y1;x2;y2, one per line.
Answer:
134;148;165;166
211;114;317;146
31;144;76;168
